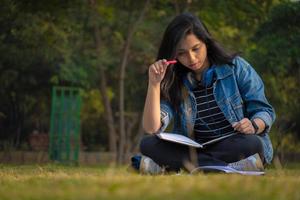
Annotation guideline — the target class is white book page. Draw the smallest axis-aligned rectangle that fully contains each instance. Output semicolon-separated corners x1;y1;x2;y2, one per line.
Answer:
157;133;203;148
193;166;265;176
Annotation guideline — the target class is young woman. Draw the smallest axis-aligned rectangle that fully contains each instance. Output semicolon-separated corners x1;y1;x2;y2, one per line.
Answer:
139;12;275;174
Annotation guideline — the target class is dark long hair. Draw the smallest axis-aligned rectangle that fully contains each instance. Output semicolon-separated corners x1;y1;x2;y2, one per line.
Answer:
157;12;238;112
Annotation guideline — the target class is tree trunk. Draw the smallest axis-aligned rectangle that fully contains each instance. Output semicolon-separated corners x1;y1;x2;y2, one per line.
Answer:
117;0;150;164
131;113;145;153
173;0;180;15
99;68;117;154
89;0;117;155
124;112;139;155
173;0;192;13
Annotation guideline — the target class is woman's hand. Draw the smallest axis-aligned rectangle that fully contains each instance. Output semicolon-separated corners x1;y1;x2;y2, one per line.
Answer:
148;59;169;86
232;118;255;134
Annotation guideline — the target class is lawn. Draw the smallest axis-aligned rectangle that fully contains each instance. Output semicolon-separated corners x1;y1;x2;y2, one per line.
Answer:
0;164;299;200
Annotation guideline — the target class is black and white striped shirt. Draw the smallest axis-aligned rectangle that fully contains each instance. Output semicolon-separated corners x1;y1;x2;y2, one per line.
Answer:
193;82;237;143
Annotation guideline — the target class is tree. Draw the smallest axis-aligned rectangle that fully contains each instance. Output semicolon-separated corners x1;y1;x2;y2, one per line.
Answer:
249;1;300;145
0;0;93;149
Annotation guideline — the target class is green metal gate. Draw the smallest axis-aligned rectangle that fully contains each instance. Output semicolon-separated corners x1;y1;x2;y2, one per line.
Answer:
49;86;82;164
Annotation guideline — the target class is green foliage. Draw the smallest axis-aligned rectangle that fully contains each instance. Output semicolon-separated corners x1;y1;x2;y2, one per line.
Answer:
0;0;93;148
194;0;282;52
249;1;300;138
0;0;299;150
80;89;114;151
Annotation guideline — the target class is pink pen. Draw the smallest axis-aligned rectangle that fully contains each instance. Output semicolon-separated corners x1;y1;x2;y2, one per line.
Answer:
163;60;177;65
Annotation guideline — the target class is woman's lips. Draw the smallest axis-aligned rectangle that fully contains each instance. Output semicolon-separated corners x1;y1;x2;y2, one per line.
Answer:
189;62;199;68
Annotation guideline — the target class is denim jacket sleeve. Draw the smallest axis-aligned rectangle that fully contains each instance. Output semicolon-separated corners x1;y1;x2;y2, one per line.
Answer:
233;57;276;134
157;100;174;133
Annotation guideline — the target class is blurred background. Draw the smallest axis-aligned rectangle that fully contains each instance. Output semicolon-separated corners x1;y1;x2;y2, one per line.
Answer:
0;0;299;165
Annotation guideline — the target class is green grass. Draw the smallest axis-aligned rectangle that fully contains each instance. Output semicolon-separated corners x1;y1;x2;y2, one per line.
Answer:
0;164;299;200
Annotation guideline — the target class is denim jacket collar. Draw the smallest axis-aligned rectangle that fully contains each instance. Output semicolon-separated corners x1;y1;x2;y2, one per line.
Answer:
183;64;233;90
183;72;197;90
214;64;233;80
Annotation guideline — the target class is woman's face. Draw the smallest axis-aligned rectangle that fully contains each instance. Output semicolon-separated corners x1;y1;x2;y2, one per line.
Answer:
176;33;209;74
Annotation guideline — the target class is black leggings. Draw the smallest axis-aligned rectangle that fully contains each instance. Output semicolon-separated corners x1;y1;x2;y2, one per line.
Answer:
140;134;264;171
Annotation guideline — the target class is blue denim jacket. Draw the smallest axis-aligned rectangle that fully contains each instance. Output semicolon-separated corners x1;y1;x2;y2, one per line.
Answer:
159;57;276;164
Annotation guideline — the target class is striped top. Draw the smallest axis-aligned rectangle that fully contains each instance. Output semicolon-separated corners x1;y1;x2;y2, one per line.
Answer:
192;82;237;143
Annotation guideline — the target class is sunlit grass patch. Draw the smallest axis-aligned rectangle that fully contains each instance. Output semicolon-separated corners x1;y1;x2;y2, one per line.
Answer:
0;164;299;200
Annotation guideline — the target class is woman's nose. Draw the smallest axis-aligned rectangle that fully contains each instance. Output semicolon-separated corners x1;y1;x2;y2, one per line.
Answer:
187;51;196;62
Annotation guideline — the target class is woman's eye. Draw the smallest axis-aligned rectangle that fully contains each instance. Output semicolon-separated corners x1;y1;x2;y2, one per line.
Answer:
193;48;199;52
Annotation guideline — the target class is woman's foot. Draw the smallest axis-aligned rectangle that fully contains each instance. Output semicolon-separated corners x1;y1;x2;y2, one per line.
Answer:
139;156;163;175
228;153;264;171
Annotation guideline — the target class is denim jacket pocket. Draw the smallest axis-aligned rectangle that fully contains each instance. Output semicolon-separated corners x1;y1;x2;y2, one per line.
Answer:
229;93;244;121
216;98;233;124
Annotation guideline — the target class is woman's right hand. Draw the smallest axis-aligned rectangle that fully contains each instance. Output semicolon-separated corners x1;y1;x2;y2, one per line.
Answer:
148;59;170;86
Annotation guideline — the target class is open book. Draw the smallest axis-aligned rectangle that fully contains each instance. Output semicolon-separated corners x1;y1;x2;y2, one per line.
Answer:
156;132;265;176
156;132;236;148
191;165;265;176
